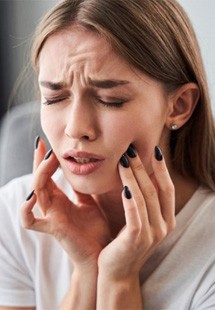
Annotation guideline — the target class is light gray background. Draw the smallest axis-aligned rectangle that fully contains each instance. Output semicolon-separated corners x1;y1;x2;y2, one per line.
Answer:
178;0;215;114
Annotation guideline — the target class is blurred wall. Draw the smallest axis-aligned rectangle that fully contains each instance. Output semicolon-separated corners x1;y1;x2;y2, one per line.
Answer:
178;0;215;115
0;0;215;120
0;0;57;120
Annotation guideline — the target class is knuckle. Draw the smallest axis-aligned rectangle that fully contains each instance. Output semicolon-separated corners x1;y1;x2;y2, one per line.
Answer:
162;182;175;195
135;195;145;207
129;221;142;236
153;226;168;242
133;160;144;173
167;218;176;231
144;185;157;200
129;226;141;238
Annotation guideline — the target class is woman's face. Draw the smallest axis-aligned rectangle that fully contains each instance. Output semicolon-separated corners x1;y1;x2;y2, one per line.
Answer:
38;25;171;194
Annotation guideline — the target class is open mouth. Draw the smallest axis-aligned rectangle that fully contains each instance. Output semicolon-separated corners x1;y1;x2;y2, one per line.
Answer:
64;156;104;175
62;150;105;175
69;157;99;164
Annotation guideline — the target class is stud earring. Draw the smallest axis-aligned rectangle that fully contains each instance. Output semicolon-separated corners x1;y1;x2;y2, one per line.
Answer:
171;124;178;130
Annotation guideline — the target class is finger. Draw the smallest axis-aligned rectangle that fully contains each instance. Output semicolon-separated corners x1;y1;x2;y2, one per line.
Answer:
120;149;163;227
31;149;60;214
118;156;149;226
20;190;49;233
126;145;173;227
33;136;47;173
152;146;176;229
21;190;37;227
122;186;142;236
32;149;60;191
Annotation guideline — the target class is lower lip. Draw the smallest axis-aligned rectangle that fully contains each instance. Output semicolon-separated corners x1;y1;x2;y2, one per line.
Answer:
64;158;104;175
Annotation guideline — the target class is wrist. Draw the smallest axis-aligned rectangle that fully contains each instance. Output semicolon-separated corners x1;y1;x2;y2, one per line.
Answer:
98;267;140;286
98;256;141;282
97;270;142;309
59;265;98;310
73;261;98;281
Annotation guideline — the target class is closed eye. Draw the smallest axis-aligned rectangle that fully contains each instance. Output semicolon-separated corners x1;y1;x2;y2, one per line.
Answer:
42;97;68;105
96;98;127;108
42;96;128;108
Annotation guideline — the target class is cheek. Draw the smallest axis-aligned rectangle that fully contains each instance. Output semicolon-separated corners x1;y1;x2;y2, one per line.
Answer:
101;113;137;155
132;113;168;168
40;109;64;147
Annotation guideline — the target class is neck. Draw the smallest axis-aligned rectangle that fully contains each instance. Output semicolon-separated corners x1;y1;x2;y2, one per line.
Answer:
93;189;125;238
93;174;198;237
171;172;199;214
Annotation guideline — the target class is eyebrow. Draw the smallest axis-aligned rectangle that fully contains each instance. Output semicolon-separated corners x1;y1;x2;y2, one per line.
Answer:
39;78;130;90
88;78;130;89
39;81;65;90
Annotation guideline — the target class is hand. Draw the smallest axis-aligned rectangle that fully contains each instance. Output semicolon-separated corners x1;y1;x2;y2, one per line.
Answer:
21;138;111;266
98;145;176;280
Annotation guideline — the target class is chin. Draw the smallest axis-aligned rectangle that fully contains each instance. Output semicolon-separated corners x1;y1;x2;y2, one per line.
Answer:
64;170;122;195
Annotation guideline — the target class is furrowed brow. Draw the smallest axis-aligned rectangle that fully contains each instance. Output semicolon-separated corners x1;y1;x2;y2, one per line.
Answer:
89;78;130;89
39;81;65;90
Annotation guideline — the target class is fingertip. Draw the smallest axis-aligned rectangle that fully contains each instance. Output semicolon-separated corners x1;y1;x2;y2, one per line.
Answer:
22;190;37;210
34;136;46;150
152;146;167;171
119;154;130;168
26;190;35;201
33;137;47;172
34;136;40;150
154;146;163;161
21;190;37;222
124;186;132;199
44;149;53;160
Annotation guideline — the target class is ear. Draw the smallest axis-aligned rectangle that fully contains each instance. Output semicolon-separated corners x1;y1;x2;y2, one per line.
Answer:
166;83;200;130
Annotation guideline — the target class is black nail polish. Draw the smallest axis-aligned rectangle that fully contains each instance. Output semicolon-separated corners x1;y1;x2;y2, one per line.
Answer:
26;190;34;201
120;154;129;168
44;149;53;160
34;136;40;150
126;144;136;158
124;186;132;199
155;146;163;161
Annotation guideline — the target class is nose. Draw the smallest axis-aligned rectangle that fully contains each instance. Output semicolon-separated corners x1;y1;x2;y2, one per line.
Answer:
64;99;99;141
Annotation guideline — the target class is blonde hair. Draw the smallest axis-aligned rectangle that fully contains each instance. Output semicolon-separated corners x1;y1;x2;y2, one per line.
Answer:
31;0;215;191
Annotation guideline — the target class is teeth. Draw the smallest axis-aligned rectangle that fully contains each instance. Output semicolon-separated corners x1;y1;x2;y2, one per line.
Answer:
73;157;94;164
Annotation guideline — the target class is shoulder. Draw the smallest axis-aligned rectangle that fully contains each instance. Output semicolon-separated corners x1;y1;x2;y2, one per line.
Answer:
191;186;215;220
174;186;215;261
195;186;215;204
179;186;215;222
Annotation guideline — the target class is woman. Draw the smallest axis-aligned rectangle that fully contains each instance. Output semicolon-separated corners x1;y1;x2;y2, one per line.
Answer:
0;0;215;309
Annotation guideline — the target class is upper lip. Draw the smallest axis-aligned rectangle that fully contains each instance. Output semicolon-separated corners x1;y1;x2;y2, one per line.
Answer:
62;150;105;160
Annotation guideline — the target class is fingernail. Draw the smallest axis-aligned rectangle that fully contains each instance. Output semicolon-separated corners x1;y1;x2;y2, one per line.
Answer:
126;144;136;158
124;186;132;199
26;190;34;201
155;146;163;161
34;135;40;150
44;149;53;160
120;154;129;168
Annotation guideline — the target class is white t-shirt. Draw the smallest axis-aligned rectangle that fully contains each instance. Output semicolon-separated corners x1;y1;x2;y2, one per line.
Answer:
0;171;215;310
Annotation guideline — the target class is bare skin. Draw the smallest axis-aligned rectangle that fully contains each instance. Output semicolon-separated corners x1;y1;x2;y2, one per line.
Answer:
19;139;176;309
3;25;199;310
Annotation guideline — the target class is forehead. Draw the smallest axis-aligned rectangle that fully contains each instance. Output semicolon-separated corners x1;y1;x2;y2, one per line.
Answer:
38;25;165;94
38;25;129;80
